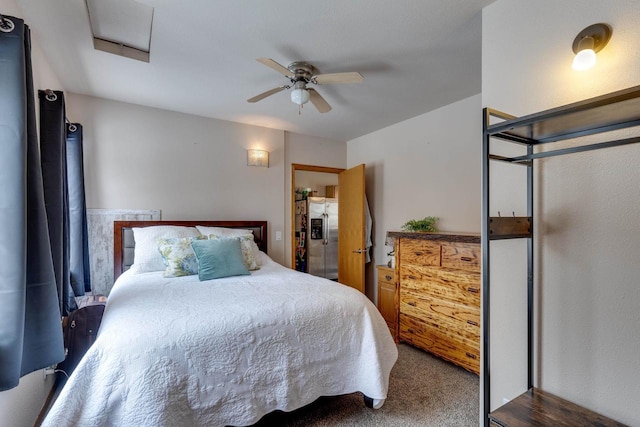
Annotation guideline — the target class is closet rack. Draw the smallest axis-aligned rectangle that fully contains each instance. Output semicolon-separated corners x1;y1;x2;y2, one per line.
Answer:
482;84;640;426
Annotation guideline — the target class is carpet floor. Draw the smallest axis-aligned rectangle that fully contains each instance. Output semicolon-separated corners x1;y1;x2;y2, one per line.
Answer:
248;344;479;426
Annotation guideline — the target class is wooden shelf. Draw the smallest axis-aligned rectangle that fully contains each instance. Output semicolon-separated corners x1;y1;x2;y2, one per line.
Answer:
486;84;640;144
489;388;626;427
488;217;532;240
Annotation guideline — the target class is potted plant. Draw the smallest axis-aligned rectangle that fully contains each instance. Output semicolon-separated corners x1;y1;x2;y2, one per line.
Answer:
401;216;438;232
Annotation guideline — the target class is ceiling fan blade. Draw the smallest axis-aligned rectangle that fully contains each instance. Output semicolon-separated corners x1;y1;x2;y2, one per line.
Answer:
247;86;287;103
257;58;291;76
307;88;332;113
314;72;363;84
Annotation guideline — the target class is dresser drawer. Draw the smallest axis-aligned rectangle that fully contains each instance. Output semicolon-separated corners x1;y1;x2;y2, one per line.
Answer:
399;291;480;338
441;242;480;272
400;264;480;307
377;265;395;285
399;313;479;374
400;239;440;266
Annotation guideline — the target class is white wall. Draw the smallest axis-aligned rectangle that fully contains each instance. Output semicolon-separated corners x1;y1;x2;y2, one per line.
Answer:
0;1;63;426
347;94;482;300
483;1;640;425
65;93;287;264
284;132;347;267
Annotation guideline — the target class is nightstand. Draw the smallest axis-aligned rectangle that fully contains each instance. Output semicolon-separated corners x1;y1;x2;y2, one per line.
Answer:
376;264;398;341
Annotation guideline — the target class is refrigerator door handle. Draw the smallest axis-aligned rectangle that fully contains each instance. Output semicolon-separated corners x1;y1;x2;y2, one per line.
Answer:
323;212;328;245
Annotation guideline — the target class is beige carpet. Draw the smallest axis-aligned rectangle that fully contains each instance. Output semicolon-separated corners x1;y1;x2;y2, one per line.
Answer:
248;344;479;427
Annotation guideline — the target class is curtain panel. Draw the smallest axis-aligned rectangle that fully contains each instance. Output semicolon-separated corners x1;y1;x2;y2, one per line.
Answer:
39;89;76;315
0;15;65;391
66;123;91;295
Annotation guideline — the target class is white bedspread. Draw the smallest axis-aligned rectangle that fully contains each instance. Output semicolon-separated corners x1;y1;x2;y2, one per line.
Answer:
42;253;398;427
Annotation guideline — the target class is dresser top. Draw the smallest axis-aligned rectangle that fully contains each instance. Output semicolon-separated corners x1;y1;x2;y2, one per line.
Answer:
387;231;481;244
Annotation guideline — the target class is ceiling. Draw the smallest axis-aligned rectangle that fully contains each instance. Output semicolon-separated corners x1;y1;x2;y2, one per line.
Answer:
17;0;495;141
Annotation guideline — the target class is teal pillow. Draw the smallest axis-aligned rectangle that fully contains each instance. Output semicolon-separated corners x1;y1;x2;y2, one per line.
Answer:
191;238;250;281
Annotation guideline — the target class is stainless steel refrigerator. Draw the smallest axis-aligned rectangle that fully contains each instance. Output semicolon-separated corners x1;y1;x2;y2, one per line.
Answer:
307;197;338;280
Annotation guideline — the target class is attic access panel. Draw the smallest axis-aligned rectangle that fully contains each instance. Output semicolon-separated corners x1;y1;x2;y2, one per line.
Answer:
487;84;640;144
85;0;153;62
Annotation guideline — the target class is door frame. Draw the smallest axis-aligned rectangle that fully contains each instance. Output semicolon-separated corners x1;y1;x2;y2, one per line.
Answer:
290;163;345;269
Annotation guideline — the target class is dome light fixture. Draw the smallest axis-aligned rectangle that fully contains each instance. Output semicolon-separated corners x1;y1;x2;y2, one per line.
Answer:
290;81;310;105
572;23;612;71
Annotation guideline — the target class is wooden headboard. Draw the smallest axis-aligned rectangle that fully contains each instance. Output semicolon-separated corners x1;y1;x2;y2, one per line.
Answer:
113;220;268;280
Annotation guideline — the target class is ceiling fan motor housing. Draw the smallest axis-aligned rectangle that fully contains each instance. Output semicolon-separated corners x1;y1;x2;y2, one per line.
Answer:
287;61;318;82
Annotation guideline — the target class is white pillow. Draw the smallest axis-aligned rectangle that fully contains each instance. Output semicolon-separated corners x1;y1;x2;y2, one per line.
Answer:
195;226;253;237
130;226;200;274
196;226;263;265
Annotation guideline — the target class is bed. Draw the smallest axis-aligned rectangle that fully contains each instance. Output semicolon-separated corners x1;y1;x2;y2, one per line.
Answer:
42;220;398;427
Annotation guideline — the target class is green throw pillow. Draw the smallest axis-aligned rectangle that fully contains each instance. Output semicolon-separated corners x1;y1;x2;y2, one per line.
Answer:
191;238;250;281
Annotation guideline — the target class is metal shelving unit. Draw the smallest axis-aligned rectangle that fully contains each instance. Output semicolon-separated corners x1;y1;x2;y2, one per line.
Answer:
482;84;640;426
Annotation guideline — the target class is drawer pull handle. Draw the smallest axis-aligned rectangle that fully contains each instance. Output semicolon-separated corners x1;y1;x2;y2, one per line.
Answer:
467;320;479;327
467;287;479;293
385;275;393;281
408;329;415;334
414;251;423;256
465;352;477;359
408;275;417;280
408;301;416;307
461;257;473;262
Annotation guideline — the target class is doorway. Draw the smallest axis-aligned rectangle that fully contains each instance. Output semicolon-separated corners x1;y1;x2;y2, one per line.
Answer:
290;164;344;274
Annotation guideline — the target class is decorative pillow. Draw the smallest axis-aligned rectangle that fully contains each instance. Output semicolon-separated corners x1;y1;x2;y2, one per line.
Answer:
195;226;253;238
250;241;263;266
130;226;200;274
157;236;206;277
191;238;250;281
208;234;259;270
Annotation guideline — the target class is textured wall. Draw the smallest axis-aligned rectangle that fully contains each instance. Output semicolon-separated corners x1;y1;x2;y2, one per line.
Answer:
87;209;160;296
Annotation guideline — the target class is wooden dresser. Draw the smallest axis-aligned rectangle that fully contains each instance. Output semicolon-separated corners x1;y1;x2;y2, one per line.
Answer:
388;231;481;374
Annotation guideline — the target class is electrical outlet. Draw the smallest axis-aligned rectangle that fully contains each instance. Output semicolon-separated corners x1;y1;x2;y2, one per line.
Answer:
43;366;56;380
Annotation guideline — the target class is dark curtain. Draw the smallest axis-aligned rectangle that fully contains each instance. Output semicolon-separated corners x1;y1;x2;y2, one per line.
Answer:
39;90;77;315
66;123;91;295
0;16;65;391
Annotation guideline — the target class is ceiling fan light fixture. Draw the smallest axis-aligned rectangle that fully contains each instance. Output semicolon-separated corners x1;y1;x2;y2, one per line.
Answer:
249;58;362;113
290;81;310;105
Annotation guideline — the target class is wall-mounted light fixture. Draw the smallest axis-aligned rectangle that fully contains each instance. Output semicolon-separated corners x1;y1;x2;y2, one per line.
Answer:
247;149;269;167
572;23;612;71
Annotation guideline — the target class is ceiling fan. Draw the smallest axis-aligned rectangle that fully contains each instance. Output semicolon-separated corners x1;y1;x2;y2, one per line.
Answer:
247;58;364;113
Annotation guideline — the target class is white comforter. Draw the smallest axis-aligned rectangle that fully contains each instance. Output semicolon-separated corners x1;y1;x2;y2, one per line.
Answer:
42;253;397;427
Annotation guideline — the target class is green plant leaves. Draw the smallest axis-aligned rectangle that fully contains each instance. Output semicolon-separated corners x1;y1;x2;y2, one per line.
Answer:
401;216;438;232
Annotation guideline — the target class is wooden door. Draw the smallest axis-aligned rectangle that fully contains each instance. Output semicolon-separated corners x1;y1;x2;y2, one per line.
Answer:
338;164;366;293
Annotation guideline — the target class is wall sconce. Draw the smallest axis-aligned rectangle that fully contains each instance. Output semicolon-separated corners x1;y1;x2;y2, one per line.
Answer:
247;149;269;167
572;23;612;71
